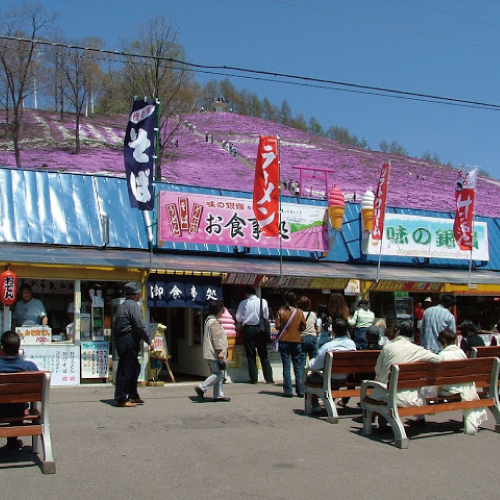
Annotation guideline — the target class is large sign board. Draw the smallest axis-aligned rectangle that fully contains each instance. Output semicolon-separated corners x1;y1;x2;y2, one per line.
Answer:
158;192;329;252
365;214;489;261
23;344;80;386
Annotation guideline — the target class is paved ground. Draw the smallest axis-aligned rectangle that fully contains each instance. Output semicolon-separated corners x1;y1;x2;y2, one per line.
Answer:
1;381;499;500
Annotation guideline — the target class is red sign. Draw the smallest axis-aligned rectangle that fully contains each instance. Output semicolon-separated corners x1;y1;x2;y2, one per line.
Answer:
372;162;390;241
453;169;477;251
0;269;17;306
253;136;280;237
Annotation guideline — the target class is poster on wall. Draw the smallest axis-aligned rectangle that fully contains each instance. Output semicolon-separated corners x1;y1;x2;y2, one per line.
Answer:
81;342;109;379
365;214;489;261
158;192;329;252
23;344;80;386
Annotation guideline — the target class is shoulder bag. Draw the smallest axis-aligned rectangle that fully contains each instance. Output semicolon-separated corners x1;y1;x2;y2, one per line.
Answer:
273;308;297;352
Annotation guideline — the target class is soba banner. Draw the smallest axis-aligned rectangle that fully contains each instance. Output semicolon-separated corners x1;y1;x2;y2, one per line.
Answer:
366;213;488;261
123;99;157;211
158;192;329;252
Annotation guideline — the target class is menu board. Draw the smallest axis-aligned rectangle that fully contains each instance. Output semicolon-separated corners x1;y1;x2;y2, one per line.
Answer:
81;341;109;379
23;344;80;386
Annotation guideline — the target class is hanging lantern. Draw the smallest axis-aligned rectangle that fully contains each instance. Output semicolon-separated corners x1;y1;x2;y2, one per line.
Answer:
0;269;17;306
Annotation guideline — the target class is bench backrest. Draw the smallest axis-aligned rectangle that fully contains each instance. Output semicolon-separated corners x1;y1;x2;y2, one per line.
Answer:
0;371;46;405
470;346;500;359
389;357;499;391
328;350;381;375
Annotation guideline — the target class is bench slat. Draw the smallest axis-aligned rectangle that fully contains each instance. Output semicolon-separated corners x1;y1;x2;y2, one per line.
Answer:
0;381;44;397
397;398;494;417
0;425;43;438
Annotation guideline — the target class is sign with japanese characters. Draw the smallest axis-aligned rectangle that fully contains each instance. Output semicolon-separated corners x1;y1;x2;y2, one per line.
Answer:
158;192;329;252
148;275;223;308
23;344;80;386
81;342;109;379
366;214;489;261
16;326;52;345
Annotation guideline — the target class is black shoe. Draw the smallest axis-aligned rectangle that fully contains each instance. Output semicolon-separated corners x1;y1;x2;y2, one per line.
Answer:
283;393;293;398
266;380;275;384
377;424;392;435
296;393;304;398
6;438;23;451
214;397;231;402
195;386;205;402
249;380;258;384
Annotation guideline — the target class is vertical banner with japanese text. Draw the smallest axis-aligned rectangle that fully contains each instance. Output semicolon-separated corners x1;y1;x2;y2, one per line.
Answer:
123;99;157;211
372;162;390;242
253;136;280;236
453;168;477;251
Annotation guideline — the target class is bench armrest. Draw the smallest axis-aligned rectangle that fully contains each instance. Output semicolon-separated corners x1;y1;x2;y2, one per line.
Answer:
360;379;387;400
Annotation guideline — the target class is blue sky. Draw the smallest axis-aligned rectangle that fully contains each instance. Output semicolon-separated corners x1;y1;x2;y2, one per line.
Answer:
8;0;500;178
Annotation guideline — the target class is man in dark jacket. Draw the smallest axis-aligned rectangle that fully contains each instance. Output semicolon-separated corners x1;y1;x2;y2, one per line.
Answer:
113;282;153;407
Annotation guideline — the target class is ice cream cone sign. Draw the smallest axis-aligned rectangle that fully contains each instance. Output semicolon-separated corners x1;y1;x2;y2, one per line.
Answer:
328;184;345;229
361;189;375;232
219;307;237;362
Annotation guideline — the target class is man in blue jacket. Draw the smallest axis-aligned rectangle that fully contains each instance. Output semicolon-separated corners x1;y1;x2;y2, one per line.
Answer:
0;330;39;451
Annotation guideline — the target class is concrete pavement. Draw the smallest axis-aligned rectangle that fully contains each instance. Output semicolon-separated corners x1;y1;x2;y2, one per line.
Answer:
1;381;499;500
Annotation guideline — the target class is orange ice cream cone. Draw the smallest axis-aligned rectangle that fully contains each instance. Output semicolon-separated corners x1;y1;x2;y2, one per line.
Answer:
328;206;345;229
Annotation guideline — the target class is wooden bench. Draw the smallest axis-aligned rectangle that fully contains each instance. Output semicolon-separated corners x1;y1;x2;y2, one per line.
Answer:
360;357;500;449
0;371;55;474
470;345;500;359
304;350;380;424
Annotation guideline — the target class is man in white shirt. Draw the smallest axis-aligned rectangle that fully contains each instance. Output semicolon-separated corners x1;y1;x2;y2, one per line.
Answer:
235;287;274;384
370;321;440;428
348;298;375;350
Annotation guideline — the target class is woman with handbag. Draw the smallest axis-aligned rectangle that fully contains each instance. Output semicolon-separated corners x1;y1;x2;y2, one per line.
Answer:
275;292;306;398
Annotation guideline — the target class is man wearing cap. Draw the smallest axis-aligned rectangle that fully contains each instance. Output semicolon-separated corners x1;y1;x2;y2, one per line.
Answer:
112;282;153;407
420;294;456;353
348;299;375;350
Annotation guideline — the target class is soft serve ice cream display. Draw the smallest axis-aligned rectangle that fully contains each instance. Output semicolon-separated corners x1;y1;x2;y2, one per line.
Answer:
361;189;375;231
219;307;237;362
328;184;345;229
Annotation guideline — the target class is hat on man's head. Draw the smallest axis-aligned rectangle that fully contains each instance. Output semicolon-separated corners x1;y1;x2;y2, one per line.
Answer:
125;282;141;295
358;299;369;305
423;297;432;303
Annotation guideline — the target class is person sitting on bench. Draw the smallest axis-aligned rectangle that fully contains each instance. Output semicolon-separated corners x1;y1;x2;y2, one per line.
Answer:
306;318;356;411
370;321;440;430
0;330;39;451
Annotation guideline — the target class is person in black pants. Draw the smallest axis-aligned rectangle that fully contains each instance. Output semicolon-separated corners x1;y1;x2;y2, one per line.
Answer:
235;286;274;384
113;282;153;407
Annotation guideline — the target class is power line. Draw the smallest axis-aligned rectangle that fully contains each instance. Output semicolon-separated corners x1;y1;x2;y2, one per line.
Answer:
2;34;500;112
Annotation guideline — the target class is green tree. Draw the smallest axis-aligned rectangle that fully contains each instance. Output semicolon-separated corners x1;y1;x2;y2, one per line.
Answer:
120;15;197;174
0;2;55;167
308;116;323;135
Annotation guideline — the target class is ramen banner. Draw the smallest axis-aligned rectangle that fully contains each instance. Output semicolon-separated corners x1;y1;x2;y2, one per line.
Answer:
158;192;329;252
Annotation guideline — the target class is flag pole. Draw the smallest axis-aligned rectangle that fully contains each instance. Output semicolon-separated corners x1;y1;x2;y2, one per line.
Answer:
278;134;283;279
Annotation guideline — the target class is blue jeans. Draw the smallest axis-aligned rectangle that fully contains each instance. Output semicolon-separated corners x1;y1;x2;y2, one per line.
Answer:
301;335;318;366
278;341;303;396
354;327;369;350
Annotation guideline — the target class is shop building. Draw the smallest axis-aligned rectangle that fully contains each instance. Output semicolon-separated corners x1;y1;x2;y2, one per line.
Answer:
1;166;500;384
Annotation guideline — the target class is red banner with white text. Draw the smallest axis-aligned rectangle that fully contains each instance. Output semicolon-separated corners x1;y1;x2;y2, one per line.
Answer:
372;162;390;241
453;168;477;251
253;136;280;237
